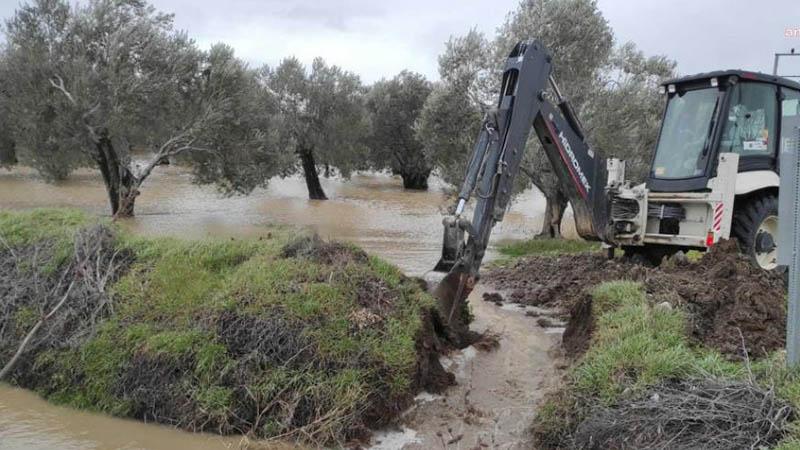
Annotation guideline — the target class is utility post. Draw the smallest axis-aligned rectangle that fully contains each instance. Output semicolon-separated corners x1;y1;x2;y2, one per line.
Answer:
781;125;800;366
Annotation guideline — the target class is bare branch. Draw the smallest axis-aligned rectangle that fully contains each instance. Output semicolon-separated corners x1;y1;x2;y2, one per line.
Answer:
49;75;78;106
0;280;75;380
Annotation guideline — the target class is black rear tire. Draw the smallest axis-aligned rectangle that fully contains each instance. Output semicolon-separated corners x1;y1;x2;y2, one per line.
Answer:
622;245;678;266
732;194;779;270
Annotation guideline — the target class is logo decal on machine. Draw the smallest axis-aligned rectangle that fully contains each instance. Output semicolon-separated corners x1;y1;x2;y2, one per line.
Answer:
544;118;591;199
557;131;591;194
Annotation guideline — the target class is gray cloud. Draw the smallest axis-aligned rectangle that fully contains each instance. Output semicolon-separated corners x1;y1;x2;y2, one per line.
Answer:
1;0;798;82
283;2;385;31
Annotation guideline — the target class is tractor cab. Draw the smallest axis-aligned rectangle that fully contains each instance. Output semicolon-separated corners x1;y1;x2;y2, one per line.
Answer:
648;70;800;194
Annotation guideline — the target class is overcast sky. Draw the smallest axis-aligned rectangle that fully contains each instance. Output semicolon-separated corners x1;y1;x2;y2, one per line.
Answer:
2;0;799;82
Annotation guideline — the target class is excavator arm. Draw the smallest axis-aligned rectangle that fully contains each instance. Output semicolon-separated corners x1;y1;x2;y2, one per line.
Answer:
433;40;611;323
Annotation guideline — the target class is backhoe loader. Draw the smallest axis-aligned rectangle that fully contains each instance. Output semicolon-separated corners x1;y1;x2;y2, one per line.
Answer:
433;40;800;321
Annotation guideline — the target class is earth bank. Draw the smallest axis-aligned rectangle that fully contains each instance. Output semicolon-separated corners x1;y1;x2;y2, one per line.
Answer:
0;209;454;446
485;239;787;360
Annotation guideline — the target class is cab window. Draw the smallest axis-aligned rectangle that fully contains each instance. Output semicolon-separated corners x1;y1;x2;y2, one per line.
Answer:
719;82;778;157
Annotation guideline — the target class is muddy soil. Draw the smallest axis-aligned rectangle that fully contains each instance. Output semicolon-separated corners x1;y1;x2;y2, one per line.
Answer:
483;241;787;359
371;285;565;449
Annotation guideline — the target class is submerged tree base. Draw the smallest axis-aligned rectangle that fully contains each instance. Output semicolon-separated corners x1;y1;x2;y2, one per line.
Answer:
0;209;454;446
400;172;430;190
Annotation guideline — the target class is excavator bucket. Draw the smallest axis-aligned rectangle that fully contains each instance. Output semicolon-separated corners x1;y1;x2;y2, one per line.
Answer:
433;216;463;273
432;271;473;321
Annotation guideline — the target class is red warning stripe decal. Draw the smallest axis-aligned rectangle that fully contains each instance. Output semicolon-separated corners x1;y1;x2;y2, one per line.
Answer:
713;203;724;231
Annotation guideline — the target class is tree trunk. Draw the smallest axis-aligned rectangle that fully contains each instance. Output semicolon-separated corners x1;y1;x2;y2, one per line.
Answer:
537;189;568;239
94;135;138;217
298;148;327;200
0;141;16;166
401;171;430;190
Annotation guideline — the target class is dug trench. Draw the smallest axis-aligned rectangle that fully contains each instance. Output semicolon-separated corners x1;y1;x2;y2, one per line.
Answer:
483;239;788;360
480;240;793;449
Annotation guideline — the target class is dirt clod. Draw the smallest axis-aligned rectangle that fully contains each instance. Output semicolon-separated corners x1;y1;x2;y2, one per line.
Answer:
481;292;503;305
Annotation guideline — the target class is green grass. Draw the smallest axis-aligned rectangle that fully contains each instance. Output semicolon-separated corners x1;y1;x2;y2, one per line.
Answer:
497;238;600;258
573;281;698;401
1;208;438;443
565;281;753;399
0;209;94;271
534;280;800;448
0;209;91;247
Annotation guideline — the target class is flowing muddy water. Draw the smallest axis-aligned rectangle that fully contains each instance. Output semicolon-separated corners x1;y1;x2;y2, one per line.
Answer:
0;166;570;449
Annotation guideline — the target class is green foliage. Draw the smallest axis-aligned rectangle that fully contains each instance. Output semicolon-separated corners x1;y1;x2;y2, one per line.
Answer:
194;385;234;416
497;238;600;258
39;321;147;415
366;70;434;189
13;306;39;338
416;77;483;187
2;0;287;213
184;43;292;195
113;238;264;324
0;72;15;169
589;280;643;315
269;56;369;199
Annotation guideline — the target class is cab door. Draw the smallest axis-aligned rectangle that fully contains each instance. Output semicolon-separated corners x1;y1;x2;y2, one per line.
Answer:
717;82;779;172
781;88;800;166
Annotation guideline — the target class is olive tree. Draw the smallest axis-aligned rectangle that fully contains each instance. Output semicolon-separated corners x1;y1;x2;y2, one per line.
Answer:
2;0;284;216
587;43;676;182
366;71;433;189
0;0;87;179
416;30;489;188
269;57;368;200
420;0;674;238
416;78;482;189
493;0;614;238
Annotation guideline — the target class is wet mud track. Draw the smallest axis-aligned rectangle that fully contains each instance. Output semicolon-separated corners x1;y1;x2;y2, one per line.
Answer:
371;285;565;449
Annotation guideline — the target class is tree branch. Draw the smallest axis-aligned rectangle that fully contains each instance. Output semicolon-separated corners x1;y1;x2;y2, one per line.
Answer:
49;75;77;106
0;280;75;381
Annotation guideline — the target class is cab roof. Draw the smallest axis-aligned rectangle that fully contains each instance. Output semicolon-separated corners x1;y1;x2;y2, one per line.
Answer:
662;70;800;91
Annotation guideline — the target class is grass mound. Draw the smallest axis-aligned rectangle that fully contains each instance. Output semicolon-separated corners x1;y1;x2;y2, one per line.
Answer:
0;209;452;445
533;280;797;449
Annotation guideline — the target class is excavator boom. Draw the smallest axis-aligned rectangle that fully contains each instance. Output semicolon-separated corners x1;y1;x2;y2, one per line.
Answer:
433;40;611;328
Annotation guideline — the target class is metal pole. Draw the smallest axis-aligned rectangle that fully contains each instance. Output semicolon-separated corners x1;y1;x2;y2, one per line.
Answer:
781;128;800;366
774;50;798;77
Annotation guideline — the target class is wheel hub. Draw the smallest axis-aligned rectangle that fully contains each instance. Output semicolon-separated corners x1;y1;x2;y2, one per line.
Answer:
754;215;779;270
755;230;776;253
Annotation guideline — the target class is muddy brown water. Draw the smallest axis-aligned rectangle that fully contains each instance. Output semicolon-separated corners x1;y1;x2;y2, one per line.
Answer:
0;166;570;449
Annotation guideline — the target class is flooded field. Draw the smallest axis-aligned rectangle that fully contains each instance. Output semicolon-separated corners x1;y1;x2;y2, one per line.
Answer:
0;166;575;275
0;166;571;449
